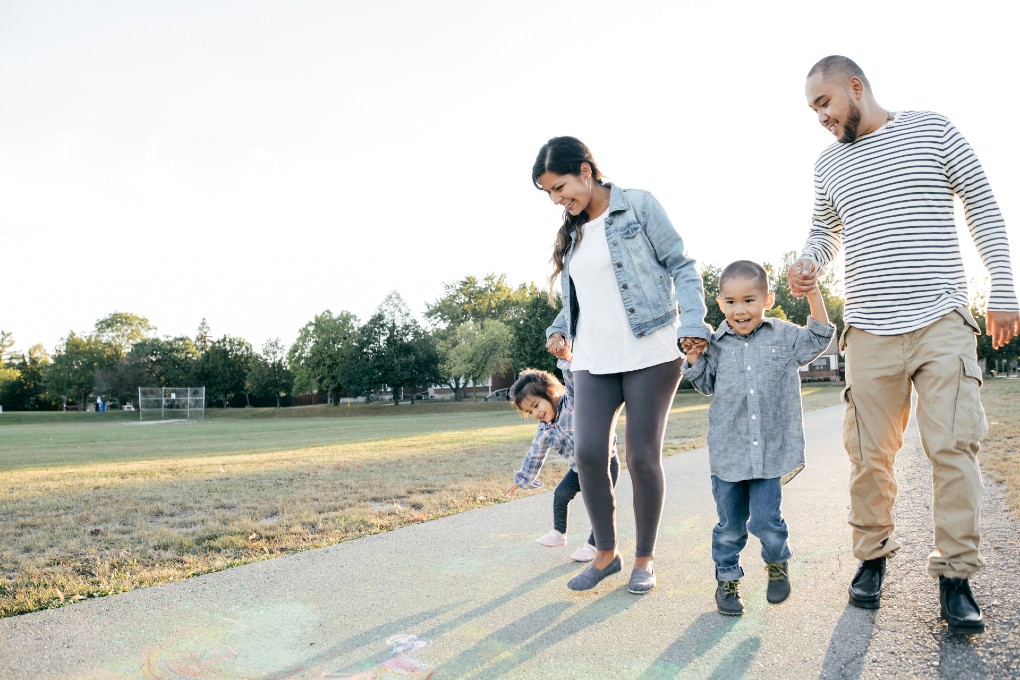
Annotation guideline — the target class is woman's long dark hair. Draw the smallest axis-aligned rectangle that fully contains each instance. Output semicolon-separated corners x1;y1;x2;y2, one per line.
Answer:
531;137;606;296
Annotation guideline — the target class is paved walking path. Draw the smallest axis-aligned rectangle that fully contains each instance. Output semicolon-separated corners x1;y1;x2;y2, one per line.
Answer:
1;405;1018;679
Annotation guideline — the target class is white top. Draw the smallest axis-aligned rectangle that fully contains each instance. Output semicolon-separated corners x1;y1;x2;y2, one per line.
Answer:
569;211;681;374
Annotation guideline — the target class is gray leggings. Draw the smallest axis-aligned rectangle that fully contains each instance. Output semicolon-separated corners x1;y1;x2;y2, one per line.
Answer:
573;357;683;557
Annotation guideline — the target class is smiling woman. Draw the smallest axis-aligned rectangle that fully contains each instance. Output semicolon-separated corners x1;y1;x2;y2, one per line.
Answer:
530;136;713;594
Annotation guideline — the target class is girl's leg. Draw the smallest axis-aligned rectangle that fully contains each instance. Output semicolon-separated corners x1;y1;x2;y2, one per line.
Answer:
553;469;581;535
573;370;625;567
620;358;683;564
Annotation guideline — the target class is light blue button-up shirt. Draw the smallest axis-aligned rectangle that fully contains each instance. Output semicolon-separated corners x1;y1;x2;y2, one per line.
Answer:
682;317;835;482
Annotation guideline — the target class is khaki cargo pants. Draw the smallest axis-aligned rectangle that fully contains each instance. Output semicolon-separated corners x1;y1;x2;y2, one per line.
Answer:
841;308;988;578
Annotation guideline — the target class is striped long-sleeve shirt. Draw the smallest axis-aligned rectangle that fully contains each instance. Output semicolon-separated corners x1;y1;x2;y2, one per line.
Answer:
801;110;1018;335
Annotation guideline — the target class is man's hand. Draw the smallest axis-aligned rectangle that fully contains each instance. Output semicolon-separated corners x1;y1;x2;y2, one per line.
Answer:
505;483;520;496
987;310;1020;350
788;257;820;299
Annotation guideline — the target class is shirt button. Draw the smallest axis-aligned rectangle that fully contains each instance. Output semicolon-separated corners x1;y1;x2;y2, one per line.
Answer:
629;308;636;313
751;415;757;420
615;262;623;268
749;389;755;395
746;365;752;371
606;218;613;225
753;441;759;446
621;283;628;289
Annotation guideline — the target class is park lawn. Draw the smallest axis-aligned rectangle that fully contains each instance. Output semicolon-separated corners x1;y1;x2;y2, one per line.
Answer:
1;385;843;617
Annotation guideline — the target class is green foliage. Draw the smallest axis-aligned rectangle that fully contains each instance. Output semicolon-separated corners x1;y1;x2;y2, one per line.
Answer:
194;335;253;407
45;332;113;408
124;336;200;389
92;312;155;360
246;338;293;407
287;310;359;401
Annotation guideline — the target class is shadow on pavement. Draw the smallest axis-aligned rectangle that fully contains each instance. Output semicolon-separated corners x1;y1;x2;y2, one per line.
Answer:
434;587;644;678
819;603;876;679
636;612;740;679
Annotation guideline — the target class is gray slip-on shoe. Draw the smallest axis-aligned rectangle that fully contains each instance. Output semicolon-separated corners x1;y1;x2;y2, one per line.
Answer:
627;566;656;594
567;555;622;591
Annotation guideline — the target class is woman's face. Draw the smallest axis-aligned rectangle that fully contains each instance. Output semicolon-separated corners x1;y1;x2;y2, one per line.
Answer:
537;166;593;217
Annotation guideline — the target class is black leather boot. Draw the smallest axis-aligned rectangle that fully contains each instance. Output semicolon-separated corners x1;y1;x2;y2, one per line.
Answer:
848;557;885;609
939;576;984;634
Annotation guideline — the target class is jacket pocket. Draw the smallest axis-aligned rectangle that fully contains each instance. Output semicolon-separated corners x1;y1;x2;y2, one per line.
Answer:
842;385;863;463
953;355;988;442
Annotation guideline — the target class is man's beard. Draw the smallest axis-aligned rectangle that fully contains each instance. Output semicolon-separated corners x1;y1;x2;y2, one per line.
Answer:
840;99;862;144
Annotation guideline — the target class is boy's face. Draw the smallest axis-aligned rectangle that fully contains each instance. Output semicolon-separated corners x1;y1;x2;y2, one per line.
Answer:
717;276;775;336
519;394;556;423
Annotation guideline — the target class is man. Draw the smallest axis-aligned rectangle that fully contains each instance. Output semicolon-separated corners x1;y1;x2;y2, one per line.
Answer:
789;55;1019;635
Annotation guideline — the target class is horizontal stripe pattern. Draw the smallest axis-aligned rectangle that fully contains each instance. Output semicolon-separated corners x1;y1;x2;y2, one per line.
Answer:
803;111;1017;335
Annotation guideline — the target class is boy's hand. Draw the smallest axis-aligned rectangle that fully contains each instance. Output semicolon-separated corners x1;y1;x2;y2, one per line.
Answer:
505;483;520;496
680;337;706;364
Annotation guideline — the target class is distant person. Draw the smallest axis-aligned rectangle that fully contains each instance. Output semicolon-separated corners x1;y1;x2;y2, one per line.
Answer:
506;343;619;563
534;136;711;593
790;55;1020;634
683;261;834;615
96;396;103;413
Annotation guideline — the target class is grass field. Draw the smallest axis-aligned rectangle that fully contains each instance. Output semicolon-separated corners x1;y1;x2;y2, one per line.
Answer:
3;381;1015;618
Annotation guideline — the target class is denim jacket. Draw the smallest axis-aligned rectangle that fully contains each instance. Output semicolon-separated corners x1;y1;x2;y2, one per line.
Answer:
546;185;711;343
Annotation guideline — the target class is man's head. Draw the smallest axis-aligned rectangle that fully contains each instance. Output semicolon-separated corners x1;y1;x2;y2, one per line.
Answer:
805;55;876;144
717;260;775;336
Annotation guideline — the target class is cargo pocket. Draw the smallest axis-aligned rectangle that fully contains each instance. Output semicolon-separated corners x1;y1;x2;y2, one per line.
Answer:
953;356;989;442
842;385;863;463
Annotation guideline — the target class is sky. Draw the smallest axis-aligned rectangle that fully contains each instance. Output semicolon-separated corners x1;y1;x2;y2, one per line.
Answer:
2;0;1018;356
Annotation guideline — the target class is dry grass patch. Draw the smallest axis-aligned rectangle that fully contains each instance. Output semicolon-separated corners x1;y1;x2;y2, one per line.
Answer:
979;378;1020;519
0;386;843;617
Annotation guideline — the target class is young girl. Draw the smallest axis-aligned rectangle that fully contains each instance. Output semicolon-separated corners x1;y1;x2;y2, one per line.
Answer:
506;347;619;563
535;136;711;593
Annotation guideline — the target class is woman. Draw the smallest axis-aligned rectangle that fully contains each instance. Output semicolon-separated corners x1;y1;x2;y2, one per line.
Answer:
533;136;710;593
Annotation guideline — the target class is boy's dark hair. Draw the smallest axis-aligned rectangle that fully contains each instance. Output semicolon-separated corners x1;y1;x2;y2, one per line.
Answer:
719;260;770;294
509;368;566;414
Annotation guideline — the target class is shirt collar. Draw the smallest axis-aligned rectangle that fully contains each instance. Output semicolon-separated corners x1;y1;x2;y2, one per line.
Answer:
716;316;774;340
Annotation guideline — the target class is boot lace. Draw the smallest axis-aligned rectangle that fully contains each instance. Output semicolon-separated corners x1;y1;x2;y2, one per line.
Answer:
766;563;787;581
721;580;740;596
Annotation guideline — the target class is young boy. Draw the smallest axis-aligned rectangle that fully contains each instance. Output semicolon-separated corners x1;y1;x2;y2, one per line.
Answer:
682;260;834;615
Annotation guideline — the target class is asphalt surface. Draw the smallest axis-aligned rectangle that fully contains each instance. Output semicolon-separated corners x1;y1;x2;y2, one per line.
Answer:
1;403;1017;679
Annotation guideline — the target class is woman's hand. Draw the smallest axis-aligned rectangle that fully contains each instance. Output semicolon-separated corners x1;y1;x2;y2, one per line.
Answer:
546;333;568;357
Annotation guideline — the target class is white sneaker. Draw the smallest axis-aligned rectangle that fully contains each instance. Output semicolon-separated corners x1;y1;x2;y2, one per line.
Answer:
535;530;567;547
570;543;598;562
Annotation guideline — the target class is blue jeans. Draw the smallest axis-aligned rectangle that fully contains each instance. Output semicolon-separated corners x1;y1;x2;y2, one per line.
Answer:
711;476;791;582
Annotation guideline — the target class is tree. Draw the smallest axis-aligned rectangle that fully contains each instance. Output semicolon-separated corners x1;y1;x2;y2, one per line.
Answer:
247;338;293;407
0;345;58;411
507;284;560;375
93;312;156;360
343;293;443;405
447;320;512;400
124;336;200;388
45;332;111;410
288;310;359;403
194;335;253;407
194;318;212;353
700;264;726;332
0;330;14;367
425;274;531;327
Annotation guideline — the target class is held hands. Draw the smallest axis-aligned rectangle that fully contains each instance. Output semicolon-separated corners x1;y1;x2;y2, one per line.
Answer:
547;333;572;360
788;257;820;299
681;337;707;364
987;310;1020;350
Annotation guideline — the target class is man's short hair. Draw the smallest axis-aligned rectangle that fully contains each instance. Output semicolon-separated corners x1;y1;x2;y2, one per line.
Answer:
720;260;770;294
807;55;870;89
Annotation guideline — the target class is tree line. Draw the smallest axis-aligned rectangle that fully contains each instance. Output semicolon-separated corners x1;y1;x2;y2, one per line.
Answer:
1;254;1013;411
